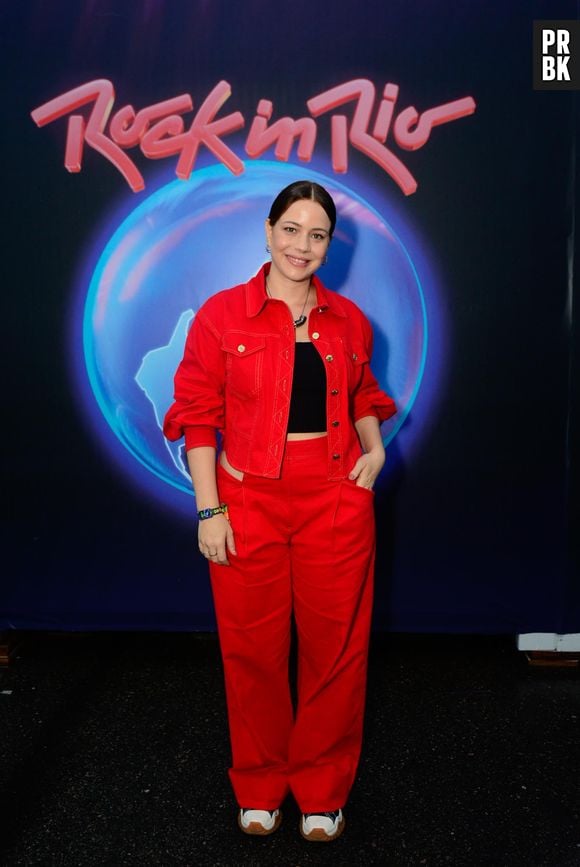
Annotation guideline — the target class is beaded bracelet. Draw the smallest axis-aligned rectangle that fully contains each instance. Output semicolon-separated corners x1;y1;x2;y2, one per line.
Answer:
197;503;228;521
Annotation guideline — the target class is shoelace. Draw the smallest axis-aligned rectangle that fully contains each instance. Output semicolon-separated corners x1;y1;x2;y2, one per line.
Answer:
304;810;340;821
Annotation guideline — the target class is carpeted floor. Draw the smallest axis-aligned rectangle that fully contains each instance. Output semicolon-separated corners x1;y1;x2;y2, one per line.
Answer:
0;632;578;866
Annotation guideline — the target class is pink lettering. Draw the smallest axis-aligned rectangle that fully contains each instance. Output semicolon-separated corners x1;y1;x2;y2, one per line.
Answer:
372;83;399;143
246;99;317;162
31;78;477;195
109;94;193;149
307;79;476;194
31;79;144;191
134;81;245;176
393;96;476;151
308;79;418;194
31;80;245;189
173;81;245;179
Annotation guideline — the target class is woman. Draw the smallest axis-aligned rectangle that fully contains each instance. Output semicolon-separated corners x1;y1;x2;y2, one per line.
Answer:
163;180;396;842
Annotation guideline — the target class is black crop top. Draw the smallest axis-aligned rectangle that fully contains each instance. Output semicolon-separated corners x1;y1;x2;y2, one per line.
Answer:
287;342;327;433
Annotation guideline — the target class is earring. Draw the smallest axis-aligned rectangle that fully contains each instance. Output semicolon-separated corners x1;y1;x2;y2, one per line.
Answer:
266;244;271;254
323;254;328;265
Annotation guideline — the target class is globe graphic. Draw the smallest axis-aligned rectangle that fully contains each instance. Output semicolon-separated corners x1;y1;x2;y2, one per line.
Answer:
78;161;430;514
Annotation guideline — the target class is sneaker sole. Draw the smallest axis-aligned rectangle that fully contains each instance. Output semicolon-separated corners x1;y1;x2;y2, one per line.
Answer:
238;810;282;836
299;814;346;842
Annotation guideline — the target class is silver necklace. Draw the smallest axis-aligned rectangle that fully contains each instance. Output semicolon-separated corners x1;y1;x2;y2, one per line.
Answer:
266;280;310;328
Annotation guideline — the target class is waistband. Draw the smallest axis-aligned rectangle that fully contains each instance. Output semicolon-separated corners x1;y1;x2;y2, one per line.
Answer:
283;435;328;462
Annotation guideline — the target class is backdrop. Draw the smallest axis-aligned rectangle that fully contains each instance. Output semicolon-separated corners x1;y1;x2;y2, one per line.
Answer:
2;0;579;632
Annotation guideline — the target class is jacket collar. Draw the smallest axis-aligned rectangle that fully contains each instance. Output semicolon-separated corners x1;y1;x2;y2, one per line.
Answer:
246;262;347;319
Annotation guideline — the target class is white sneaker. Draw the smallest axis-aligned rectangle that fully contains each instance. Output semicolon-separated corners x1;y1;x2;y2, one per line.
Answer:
238;808;282;835
300;809;345;842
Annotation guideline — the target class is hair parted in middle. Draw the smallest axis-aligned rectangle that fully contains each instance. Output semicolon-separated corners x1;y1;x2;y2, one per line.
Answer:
267;180;337;238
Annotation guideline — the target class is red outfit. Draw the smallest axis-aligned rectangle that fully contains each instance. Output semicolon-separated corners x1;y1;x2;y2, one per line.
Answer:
163;263;396;812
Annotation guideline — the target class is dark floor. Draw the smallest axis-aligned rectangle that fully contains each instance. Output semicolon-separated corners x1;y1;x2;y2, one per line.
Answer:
0;633;579;867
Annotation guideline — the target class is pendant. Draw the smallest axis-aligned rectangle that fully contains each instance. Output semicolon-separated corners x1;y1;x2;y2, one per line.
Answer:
294;315;307;328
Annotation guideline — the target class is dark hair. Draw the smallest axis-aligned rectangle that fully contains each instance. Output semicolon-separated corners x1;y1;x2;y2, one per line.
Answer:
267;180;337;238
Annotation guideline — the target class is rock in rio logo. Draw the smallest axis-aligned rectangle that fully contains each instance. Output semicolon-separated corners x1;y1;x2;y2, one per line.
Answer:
31;78;476;195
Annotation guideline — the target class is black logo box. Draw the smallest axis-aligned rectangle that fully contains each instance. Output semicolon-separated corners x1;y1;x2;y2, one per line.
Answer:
533;20;580;90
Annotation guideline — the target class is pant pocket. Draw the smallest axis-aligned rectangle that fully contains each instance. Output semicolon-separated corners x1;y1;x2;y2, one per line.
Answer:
219;450;245;482
331;480;376;557
216;460;246;549
343;478;375;497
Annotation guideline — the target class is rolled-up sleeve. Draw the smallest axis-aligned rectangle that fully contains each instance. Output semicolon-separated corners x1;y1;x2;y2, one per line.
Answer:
352;315;397;424
163;307;225;451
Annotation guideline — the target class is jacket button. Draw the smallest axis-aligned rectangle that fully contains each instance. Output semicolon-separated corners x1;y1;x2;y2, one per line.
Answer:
331;388;339;395
332;453;340;460
325;354;334;362
237;344;246;353
312;332;320;340
352;353;358;361
332;420;340;427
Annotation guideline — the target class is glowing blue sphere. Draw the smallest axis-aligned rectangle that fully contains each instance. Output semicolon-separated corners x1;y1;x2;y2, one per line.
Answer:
77;161;434;515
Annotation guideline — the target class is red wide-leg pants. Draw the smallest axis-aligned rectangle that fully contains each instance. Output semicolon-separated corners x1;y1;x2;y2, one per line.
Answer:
209;436;376;813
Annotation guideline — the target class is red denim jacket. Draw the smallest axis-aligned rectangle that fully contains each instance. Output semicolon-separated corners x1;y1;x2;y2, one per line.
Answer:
163;264;396;479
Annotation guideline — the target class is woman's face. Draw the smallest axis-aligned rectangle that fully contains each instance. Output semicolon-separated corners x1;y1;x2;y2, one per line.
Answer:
265;199;331;285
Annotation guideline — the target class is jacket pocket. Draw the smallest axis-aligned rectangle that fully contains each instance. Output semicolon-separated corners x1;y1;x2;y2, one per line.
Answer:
222;331;266;398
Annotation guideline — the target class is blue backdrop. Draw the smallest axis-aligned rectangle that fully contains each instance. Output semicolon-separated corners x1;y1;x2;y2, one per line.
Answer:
2;0;579;632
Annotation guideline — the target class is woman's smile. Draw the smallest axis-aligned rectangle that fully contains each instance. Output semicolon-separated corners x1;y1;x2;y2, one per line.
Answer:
286;254;311;267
